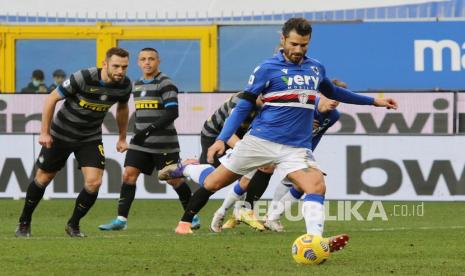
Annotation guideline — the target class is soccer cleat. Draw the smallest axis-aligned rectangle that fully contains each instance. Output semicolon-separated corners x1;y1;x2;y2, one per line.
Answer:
175;221;193;235
222;216;239;229
264;219;285;232
326;234;350;252
15;222;31;238
98;218;127;231
191;215;201;230
65;224;87;238
158;159;198;180
237;208;265;231
210;211;225;233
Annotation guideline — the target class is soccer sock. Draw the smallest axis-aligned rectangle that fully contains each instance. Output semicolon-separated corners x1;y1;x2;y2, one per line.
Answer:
68;188;98;227
19;180;46;223
174;182;192;211
244;171;273;209
181;187;214;223
302;194;325;236
267;187;303;221
183;164;215;186
217;181;244;215
273;182;292;201
117;182;136;218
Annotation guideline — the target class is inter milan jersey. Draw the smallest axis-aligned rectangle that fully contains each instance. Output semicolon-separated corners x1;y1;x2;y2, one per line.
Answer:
245;51;327;149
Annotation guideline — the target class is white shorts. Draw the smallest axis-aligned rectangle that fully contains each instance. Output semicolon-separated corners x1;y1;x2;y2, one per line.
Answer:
220;133;319;181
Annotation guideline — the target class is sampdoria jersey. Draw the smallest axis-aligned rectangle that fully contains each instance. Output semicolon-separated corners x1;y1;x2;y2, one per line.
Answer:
129;73;180;154
53;67;131;143
246;51;334;149
201;91;259;139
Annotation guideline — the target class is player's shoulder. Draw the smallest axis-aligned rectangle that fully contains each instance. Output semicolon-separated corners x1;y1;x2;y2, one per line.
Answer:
304;57;326;76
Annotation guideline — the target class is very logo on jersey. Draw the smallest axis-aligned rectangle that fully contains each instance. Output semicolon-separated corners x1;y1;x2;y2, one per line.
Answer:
281;74;319;90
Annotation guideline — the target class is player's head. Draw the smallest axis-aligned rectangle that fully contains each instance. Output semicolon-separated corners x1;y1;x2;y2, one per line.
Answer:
103;47;129;83
280;17;312;64
137;47;160;78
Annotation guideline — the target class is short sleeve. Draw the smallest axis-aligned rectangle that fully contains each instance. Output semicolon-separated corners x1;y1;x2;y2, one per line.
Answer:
160;78;179;108
57;71;82;97
244;65;268;96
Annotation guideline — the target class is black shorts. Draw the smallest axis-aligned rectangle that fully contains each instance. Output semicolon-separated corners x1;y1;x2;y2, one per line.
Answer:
199;134;230;168
124;149;180;175
36;139;105;172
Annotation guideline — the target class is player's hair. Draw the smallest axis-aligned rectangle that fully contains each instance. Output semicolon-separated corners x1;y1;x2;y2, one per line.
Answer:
282;17;312;37
105;47;130;60
140;47;159;54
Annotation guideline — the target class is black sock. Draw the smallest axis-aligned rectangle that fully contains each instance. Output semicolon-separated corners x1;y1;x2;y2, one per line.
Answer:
19;180;46;223
181;187;214;223
117;183;136;218
174;182;192;211
68;188;98;227
245;171;273;209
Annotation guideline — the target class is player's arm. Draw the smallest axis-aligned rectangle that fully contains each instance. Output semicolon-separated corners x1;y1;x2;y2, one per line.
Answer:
319;77;397;109
115;101;129;152
226;134;241;148
39;89;64;148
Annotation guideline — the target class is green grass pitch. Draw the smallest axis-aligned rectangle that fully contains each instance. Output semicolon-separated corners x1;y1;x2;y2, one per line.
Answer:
1;199;464;275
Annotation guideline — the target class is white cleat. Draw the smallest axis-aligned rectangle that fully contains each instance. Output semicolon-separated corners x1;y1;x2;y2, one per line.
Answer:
264;219;285;232
210;211;225;233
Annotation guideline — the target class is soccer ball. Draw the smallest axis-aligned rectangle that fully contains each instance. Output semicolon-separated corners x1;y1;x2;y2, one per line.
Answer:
291;234;330;265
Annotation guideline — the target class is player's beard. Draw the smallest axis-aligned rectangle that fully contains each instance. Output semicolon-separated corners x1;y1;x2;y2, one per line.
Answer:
283;48;304;64
106;65;124;83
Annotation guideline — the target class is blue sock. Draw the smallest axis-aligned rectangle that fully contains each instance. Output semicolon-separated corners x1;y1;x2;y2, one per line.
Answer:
289;187;303;199
303;193;325;204
233;182;246;196
198;166;215;187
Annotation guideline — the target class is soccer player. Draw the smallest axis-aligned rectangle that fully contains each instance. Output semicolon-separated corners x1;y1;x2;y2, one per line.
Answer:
170;18;397;253
213;94;341;233
15;47;132;238
98;47;199;231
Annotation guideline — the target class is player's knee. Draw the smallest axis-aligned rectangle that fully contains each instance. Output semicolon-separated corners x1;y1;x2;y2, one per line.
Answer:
84;177;102;192
203;179;222;192
122;167;140;183
35;169;56;187
166;178;184;188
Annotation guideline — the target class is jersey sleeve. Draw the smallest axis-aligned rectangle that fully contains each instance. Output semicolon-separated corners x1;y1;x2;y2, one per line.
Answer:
244;65;269;96
160;78;179;108
57;71;83;98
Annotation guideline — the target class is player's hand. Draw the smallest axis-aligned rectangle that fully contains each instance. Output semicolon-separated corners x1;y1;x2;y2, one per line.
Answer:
131;125;156;146
373;98;398;110
39;133;53;148
207;140;226;164
332;79;347;88
313;119;319;130
116;139;128;153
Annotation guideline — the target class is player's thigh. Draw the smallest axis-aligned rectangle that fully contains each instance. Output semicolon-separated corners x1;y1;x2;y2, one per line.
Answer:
274;146;320;181
203;165;242;192
286;168;325;195
36;140;73;173
74;140;105;170
124;149;156;175
220;134;276;176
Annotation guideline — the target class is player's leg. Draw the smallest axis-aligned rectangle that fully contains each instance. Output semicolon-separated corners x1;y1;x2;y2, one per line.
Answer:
210;179;245;232
175;135;277;234
16;140;71;237
278;146;348;251
66;141;105;237
287;168;348;251
176;165;242;234
265;182;303;232
243;166;274;209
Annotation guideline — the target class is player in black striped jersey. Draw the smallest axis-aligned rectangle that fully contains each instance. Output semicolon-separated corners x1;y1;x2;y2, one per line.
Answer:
15;47;132;238
98;47;199;231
